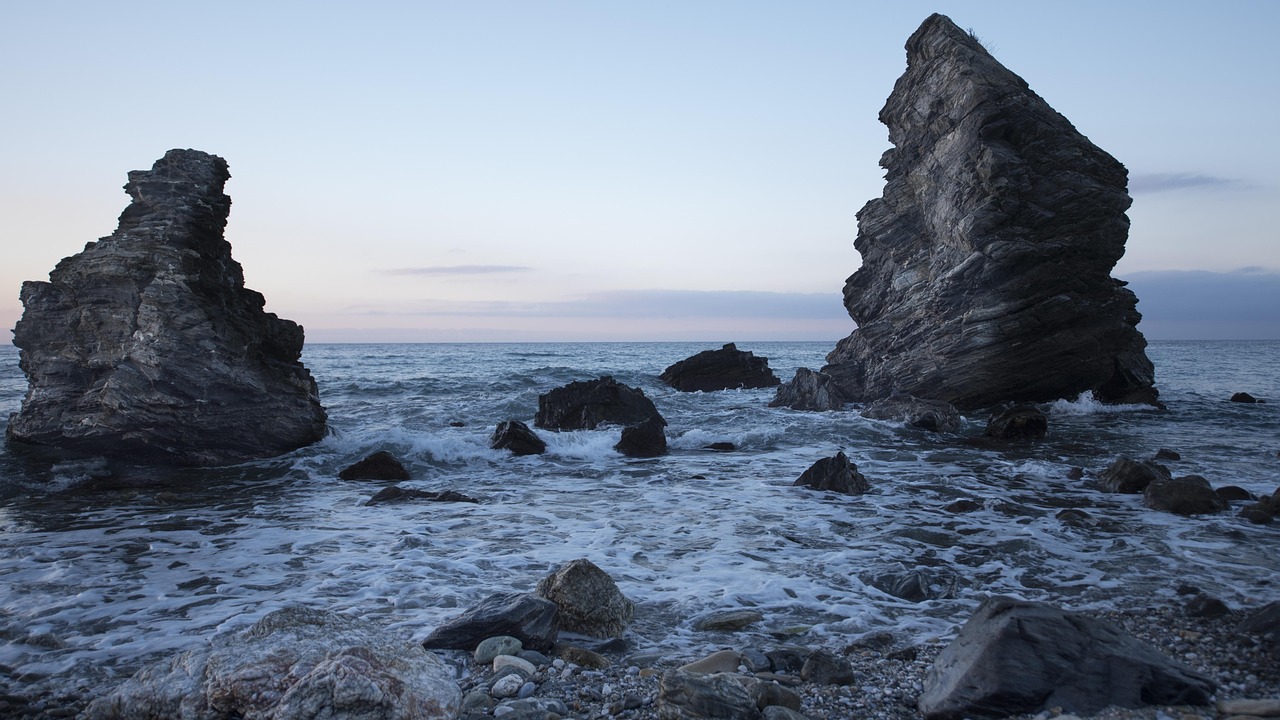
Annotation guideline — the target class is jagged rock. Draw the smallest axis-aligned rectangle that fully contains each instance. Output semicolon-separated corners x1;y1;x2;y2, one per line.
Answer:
1096;457;1171;493
862;395;961;432
534;376;664;431
490;420;547;455
1231;392;1263;403
339;450;410;481
657;669;763;720
793;451;870;495
83;607;460;720
535;558;634;639
365;486;479;506
660;343;781;392
1143;475;1228;515
918;596;1215;720
422;592;560;653
821;15;1158;411
615;416;668;458
984;405;1048;439
769;368;849;411
7;149;326;466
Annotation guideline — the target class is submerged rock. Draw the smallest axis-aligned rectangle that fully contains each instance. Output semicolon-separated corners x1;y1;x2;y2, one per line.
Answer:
1143;475;1228;516
862;394;961;432
535;376;663;431
984;405;1048;439
660;343;780;392
769;367;850;411
822;15;1158;411
7;149;326;466
339;450;410;481
1097;457;1171;494
365;486;479;506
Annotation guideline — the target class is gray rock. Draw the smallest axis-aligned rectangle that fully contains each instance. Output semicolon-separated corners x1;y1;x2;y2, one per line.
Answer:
475;636;523;664
491;420;547;456
918;596;1215;720
692;610;764;632
793;451;870;495
1143;475;1228;515
769;368;849;411
1236;600;1280;658
535;558;634;638
821;15;1158;410
535;376;664;431
861;394;961;432
657;669;763;720
422;592;560;653
1097;457;1171;494
7;149;327;466
799;650;855;686
660;343;781;392
738;677;803;711
615;416;668;458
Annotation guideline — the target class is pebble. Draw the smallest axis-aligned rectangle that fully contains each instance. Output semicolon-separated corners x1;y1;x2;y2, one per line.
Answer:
490;673;524;699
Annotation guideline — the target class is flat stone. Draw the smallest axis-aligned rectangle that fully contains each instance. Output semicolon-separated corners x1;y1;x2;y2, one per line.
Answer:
678;649;743;674
1218;699;1280;717
693;610;764;632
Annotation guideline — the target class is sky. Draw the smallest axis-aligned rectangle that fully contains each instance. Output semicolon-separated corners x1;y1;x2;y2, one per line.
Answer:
2;1;1278;342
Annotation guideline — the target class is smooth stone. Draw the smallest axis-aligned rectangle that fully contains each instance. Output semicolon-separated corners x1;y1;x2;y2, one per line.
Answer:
764;707;812;720
1218;699;1280;716
493;654;536;677
693;610;765;632
489;673;524;699
475;636;523;664
678;649;743;674
657;669;763;720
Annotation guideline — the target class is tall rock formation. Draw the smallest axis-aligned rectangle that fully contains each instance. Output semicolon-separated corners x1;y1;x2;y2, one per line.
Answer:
7;149;327;466
823;14;1158;410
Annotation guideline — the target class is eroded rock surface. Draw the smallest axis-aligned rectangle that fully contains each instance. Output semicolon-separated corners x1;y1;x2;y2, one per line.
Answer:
822;15;1158;410
7;149;326;466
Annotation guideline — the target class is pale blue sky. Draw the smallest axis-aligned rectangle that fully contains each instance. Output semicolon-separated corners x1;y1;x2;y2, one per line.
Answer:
3;1;1278;341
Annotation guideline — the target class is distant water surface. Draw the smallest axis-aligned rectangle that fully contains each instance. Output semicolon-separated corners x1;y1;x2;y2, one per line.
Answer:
0;340;1277;702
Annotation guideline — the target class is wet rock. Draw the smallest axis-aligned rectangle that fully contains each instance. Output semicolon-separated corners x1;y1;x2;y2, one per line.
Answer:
1240;504;1275;524
800;650;855;686
1237;601;1280;658
490;420;547;456
821;15;1158;410
657;669;763;720
660;343;780;392
692;610;764;632
793;451;870;495
535;558;634;639
615;416;668;458
1154;448;1182;461
339;450;410;481
1231;392;1264;403
365;486;479;506
872;567;961;602
84;606;460;720
768;368;849;411
1185;594;1231;619
678;649;743;675
1143;475;1228;516
1056;508;1097;528
918;596;1215;720
1067;467;1085;480
1097;457;1171;494
1216;485;1254;503
422;592;560;653
7;149;326;466
704;442;736;452
943;498;982;513
984;405;1048;439
535;376;663;431
763;647;808;675
864;395;963;433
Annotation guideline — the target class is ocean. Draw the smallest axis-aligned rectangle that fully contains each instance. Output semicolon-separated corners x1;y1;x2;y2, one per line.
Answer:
1;340;1278;704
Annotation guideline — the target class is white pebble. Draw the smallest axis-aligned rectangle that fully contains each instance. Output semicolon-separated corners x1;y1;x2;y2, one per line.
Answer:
552;658;565;670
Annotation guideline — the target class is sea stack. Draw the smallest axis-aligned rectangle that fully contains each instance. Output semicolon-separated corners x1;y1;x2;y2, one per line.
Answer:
7;149;327;466
822;14;1158;410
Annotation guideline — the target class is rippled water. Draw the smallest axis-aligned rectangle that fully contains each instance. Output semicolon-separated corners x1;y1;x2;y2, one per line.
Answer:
1;340;1278;704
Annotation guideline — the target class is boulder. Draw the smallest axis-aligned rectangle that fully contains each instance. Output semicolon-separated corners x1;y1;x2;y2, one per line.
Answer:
768;367;849;411
1142;475;1228;515
793;451;870;495
984;405;1048;439
422;592;560;653
660;343;781;392
657;670;763;720
534;376;664;431
1237;601;1280;658
6;149;327;466
535;558;634;639
490;420;547;456
862;394;961;432
1230;392;1263;403
614;416;668;458
84;606;460;720
918;596;1215;720
365;486;479;506
800;650;856;686
821;15;1158;410
1215;485;1253;503
339;450;410;481
1096;457;1171;494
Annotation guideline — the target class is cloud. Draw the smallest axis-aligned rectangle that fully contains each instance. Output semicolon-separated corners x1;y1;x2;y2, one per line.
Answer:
1129;173;1240;194
380;265;531;276
1121;268;1280;340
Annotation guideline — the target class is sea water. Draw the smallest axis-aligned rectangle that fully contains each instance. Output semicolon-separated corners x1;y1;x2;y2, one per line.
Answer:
0;340;1277;702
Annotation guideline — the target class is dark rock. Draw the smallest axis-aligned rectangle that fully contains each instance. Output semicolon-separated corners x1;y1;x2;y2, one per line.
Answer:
1154;448;1182;461
535;558;634;639
657;669;763;720
704;442;736;452
1185;594;1231;619
872;568;961;602
1142;475;1228;515
1240;504;1274;524
917;596;1215;720
422;593;560;653
1097;457;1171;494
660;343;780;392
338;451;410;481
365;486;479;506
738;677;803;712
793;451;870;495
943;499;981;513
821;15;1158;411
1066;467;1085;480
1056;508;1097;527
6;149;326;466
614;416;668;458
799;650;855;686
861;394;961;432
534;376;663;431
763;647;808;675
984;405;1048;439
555;645;610;670
1230;392;1263;403
1237;601;1280;658
1216;485;1254;503
768;368;849;411
490;420;547;456
692;610;764;632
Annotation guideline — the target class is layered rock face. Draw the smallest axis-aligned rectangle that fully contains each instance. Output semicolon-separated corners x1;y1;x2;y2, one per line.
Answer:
823;14;1158;410
7;149;327;465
